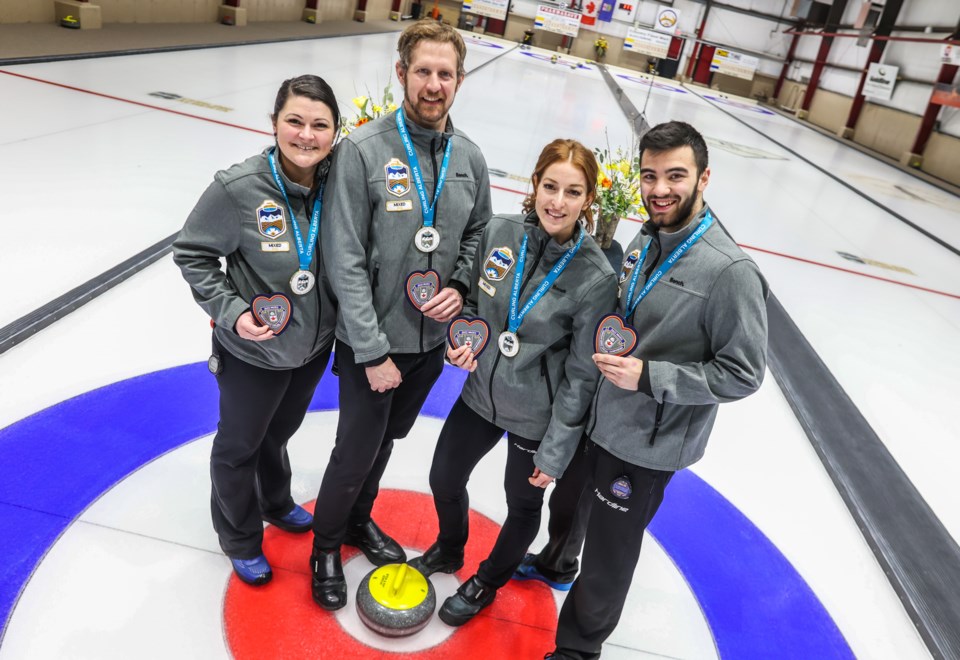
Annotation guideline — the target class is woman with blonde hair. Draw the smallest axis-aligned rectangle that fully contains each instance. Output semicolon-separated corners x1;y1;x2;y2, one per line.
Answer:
408;139;618;626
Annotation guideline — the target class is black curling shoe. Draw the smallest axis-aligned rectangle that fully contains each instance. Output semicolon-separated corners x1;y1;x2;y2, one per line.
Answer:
408;543;464;577
311;548;347;611
344;520;406;566
438;575;497;626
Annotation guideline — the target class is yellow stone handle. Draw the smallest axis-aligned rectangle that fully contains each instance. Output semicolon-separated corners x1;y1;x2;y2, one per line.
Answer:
392;563;407;595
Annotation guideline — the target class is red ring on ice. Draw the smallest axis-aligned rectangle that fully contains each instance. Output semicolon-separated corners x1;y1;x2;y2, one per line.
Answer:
224;489;558;659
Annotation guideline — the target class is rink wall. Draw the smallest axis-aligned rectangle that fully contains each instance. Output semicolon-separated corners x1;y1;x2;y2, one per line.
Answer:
776;79;960;188
0;0;353;23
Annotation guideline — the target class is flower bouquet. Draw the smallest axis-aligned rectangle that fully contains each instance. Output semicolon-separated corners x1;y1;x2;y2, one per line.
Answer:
341;81;398;135
594;37;608;59
593;141;647;249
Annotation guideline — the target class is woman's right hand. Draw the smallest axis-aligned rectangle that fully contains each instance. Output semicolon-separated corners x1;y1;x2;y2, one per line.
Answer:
235;311;275;341
447;344;478;372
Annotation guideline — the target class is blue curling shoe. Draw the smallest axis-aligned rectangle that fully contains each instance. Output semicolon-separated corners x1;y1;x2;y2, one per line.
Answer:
263;504;313;533
512;553;574;592
231;554;272;586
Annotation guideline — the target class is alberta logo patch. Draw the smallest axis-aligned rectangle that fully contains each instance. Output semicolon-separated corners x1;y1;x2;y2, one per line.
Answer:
257;200;286;238
483;247;515;281
385;158;410;197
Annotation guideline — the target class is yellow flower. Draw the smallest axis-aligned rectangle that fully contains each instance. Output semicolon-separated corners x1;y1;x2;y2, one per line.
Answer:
387;103;398;112
617;160;630;175
373;105;383;114
352;96;368;109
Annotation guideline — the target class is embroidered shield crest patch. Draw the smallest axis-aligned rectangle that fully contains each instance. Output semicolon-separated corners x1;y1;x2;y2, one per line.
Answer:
385;158;410;197
619;249;641;284
483;247;515;282
257;200;286;238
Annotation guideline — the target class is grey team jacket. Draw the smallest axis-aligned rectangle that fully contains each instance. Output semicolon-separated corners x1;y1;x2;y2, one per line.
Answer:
587;205;769;471
460;214;618;479
321;111;492;363
173;149;337;370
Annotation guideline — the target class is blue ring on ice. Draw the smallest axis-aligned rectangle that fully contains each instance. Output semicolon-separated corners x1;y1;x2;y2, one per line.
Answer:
0;362;852;657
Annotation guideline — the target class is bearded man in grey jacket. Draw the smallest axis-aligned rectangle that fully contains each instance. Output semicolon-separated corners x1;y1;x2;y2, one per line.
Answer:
309;21;492;611
536;121;769;659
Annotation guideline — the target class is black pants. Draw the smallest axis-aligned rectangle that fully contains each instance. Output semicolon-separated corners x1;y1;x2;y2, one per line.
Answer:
429;397;547;588
533;434;593;582
311;341;445;550
210;337;331;559
554;441;674;659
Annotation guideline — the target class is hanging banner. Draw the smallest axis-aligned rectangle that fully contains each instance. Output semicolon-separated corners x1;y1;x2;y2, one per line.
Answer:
624;27;672;58
941;44;959;65
931;82;960;109
580;0;600;26
462;0;509;19
709;48;759;80
863;62;898;101
653;5;680;33
534;4;582;37
612;0;638;23
597;0;615;22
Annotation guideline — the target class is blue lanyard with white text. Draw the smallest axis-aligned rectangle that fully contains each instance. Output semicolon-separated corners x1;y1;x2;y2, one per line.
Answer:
268;148;323;272
508;228;585;334
624;210;714;319
395;107;453;228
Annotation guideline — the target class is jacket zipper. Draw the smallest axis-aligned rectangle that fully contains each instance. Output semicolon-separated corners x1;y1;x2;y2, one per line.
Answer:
418;135;443;354
647;402;664;445
488;235;547;425
540;355;555;406
302;188;325;362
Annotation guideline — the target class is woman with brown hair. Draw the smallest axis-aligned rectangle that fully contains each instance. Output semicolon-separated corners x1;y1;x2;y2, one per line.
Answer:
407;139;618;626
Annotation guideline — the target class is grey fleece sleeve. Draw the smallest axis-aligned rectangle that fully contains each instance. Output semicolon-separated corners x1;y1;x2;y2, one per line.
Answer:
320;140;390;363
648;260;768;405
535;274;619;479
172;179;249;330
449;154;492;291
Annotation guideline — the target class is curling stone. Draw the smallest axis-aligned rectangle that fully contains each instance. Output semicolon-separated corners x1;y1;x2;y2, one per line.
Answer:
356;562;436;637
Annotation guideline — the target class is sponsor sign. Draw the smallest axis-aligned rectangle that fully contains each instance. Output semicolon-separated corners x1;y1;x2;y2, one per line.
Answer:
462;0;509;20
653;5;680;33
534;4;582;37
623;27;672;58
863;62;898;101
709;48;759;81
941;44;959;65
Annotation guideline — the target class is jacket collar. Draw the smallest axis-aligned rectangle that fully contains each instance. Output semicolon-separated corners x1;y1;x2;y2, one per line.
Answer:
396;109;455;151
646;203;712;252
523;211;583;263
264;147;326;196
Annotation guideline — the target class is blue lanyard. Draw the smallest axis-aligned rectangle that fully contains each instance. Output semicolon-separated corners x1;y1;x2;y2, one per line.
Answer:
395;107;453;228
624;210;714;318
508;228;585;334
268;148;323;272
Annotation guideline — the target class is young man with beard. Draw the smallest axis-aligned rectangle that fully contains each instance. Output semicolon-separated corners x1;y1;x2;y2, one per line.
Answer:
533;121;769;659
309;21;491;610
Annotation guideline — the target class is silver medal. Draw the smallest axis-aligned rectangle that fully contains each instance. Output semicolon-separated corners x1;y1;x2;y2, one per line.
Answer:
498;331;520;357
415;226;440;253
289;270;316;295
